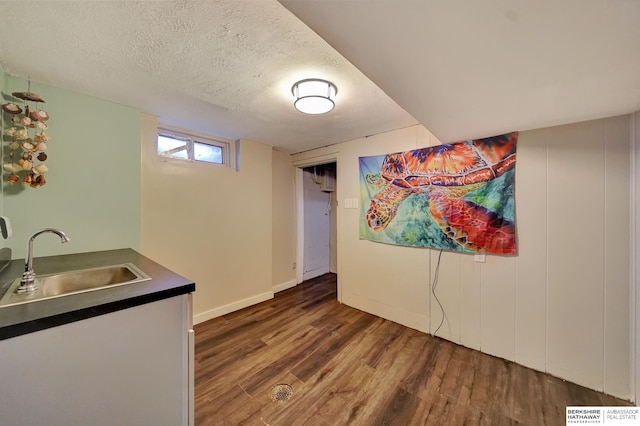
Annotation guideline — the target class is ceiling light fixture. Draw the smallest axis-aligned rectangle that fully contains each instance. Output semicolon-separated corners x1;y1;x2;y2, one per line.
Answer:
291;79;337;115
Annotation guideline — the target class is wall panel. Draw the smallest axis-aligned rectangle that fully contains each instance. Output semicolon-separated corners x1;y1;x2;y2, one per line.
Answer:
546;120;605;391
513;127;548;371
603;115;631;397
430;250;462;343
481;256;516;360
460;256;482;350
291;116;632;399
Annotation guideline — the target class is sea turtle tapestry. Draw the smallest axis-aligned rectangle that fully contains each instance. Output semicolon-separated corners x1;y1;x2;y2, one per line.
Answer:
359;132;518;255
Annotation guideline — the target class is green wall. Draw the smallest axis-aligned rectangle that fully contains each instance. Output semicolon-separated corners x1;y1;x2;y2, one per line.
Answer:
2;76;141;258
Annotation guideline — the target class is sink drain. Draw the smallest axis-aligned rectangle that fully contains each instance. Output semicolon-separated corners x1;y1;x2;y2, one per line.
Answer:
270;383;293;402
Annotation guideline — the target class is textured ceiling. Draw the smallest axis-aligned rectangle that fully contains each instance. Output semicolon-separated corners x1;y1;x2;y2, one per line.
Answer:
0;1;417;154
2;1;639;154
281;0;640;143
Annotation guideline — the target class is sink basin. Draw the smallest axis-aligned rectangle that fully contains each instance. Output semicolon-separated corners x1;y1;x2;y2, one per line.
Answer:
0;263;151;307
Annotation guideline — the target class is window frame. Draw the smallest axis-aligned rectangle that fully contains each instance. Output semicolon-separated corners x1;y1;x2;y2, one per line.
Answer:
157;126;231;168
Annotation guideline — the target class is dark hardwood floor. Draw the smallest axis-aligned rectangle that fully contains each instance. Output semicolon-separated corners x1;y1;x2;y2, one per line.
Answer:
194;273;631;425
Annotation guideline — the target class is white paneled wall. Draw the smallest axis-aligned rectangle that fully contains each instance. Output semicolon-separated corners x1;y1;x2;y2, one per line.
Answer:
292;116;632;400
459;256;482;351
546;121;606;389
603;116;634;399
513;128;548;370
480;256;517;361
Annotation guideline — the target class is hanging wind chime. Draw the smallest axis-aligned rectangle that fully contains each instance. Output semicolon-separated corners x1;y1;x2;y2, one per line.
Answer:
2;79;50;188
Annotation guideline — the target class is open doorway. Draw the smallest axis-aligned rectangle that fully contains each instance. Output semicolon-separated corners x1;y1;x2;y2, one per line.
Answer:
297;162;337;283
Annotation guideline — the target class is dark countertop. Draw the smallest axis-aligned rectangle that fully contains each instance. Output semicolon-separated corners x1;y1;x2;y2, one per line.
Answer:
0;248;195;341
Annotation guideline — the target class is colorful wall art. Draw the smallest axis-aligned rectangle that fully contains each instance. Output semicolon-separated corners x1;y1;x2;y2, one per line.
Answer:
359;132;518;255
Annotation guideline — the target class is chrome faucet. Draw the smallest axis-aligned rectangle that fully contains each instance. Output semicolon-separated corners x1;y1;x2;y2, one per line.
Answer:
18;228;70;293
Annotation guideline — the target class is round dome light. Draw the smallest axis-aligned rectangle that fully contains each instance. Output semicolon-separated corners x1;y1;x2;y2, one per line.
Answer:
291;79;337;114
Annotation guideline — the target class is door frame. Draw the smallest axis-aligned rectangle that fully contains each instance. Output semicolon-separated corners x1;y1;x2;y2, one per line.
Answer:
632;111;639;403
293;155;340;300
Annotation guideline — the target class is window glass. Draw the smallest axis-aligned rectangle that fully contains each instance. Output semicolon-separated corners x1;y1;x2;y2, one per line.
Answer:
157;129;230;167
158;134;188;159
194;141;222;164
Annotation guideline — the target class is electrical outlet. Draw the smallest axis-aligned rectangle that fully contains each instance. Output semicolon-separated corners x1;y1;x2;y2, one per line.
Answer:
292;262;296;270
474;253;486;263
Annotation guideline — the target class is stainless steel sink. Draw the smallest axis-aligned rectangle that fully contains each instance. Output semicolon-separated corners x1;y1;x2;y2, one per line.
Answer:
0;263;151;307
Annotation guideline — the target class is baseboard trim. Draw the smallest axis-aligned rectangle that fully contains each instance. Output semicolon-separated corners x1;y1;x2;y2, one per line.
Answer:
273;279;297;294
193;291;274;325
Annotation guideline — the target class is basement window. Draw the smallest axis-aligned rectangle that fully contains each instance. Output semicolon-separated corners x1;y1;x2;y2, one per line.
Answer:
157;127;231;167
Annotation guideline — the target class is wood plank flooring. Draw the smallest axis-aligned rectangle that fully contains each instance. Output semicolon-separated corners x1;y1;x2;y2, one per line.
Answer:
194;273;631;425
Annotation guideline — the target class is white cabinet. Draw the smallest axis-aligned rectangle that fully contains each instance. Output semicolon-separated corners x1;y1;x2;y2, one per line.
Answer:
0;294;194;426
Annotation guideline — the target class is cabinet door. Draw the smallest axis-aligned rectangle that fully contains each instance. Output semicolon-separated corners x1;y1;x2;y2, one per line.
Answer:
0;295;190;426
